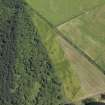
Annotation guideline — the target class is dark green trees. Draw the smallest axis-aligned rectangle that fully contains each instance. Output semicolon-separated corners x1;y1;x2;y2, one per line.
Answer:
0;0;64;105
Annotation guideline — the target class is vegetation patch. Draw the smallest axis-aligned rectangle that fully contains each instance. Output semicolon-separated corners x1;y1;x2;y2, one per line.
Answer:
0;0;65;105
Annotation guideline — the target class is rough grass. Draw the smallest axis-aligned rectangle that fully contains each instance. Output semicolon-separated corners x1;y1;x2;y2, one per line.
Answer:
25;0;105;25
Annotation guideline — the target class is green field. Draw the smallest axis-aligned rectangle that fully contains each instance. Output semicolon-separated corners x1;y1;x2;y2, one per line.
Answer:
58;4;105;73
25;0;105;25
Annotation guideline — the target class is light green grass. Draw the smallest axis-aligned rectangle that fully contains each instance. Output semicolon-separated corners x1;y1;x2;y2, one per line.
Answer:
58;4;105;72
25;0;105;25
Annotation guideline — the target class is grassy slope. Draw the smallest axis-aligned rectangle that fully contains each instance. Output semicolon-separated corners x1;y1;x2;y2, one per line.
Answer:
30;9;84;102
25;0;105;25
58;4;105;72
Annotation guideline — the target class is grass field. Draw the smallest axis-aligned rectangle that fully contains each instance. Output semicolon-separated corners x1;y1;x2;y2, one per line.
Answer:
58;4;105;73
25;0;105;25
